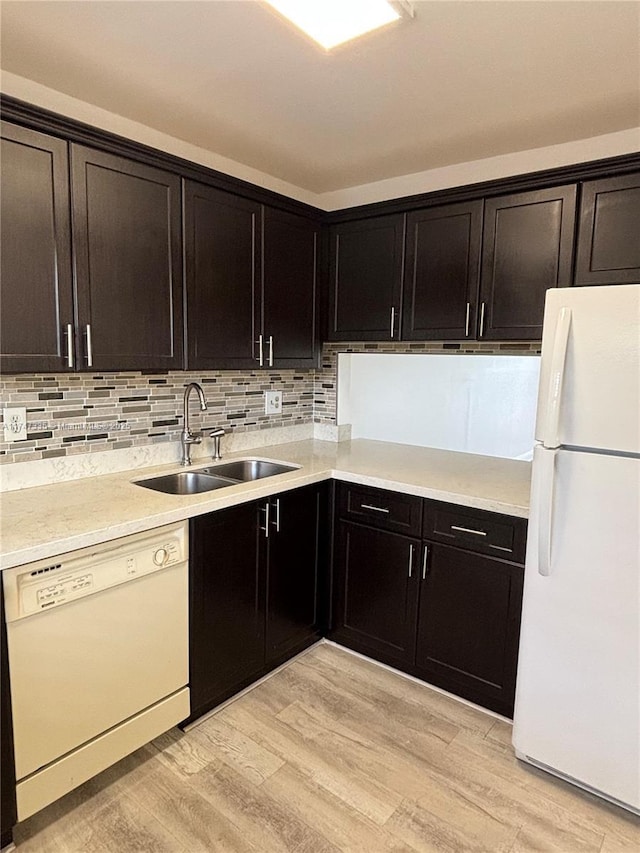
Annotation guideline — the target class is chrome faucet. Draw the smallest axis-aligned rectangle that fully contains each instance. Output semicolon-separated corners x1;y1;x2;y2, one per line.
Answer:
181;382;207;466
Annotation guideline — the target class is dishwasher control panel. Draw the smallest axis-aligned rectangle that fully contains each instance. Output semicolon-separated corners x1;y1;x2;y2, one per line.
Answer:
36;573;94;607
3;521;188;621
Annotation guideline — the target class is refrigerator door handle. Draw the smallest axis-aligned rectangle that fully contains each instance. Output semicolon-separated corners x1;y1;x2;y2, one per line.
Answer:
544;307;572;449
538;448;557;577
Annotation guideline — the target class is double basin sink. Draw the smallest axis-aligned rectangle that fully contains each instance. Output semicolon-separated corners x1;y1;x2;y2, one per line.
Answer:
134;459;298;495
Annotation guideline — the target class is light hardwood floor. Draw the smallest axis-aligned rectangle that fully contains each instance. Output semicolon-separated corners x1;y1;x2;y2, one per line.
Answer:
12;643;640;852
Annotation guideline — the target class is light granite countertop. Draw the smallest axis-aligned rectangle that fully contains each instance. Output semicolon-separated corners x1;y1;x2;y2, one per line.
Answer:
0;439;532;570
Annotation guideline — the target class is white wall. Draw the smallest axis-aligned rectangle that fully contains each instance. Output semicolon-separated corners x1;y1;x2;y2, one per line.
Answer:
338;353;541;460
3;72;639;212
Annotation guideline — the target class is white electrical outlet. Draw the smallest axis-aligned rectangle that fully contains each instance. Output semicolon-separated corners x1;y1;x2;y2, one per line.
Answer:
265;391;283;415
3;407;28;442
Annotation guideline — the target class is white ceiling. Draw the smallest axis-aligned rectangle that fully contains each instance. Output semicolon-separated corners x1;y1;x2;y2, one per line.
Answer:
1;1;639;194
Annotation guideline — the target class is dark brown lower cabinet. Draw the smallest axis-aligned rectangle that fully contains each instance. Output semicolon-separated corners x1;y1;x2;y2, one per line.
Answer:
333;522;420;667
330;483;526;717
265;486;324;663
187;484;325;724
416;543;524;717
188;500;265;721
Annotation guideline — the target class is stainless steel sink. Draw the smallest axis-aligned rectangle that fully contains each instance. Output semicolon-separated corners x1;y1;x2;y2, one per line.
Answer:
134;458;298;495
134;471;238;495
198;459;298;481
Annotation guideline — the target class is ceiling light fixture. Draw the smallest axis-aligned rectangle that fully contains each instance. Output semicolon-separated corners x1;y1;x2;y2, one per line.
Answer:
264;0;414;51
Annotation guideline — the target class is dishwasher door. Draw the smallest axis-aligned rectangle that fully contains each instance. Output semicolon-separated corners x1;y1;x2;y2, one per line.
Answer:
4;523;189;795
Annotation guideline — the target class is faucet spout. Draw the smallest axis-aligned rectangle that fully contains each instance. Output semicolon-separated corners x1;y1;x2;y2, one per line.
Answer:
181;382;208;466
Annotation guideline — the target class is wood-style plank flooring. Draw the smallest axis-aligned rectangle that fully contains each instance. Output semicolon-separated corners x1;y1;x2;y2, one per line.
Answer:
13;643;640;852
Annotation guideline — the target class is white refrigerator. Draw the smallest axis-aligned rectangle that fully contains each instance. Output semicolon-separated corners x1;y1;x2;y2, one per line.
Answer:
513;284;640;815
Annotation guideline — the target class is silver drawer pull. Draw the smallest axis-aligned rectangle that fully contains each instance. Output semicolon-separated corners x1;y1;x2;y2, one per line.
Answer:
85;324;93;367
422;545;429;579
260;502;270;538
65;324;74;368
271;497;280;532
408;544;414;578
451;525;487;536
361;504;390;514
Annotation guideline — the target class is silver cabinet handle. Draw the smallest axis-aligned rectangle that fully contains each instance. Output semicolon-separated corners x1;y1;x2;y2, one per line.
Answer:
408;544;414;578
260;502;270;538
451;525;487;536
465;303;471;338
360;504;390;514
271;497;280;532
390;306;396;339
65;324;74;368
85;324;93;367
255;334;264;367
268;335;274;367
422;545;429;580
479;302;486;338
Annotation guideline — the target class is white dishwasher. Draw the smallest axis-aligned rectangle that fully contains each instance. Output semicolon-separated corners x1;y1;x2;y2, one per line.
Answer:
3;521;190;821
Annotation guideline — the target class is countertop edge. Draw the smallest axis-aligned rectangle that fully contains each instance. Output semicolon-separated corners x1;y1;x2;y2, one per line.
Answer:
0;442;531;570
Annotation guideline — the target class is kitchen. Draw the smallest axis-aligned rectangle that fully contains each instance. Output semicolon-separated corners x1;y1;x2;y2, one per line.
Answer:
1;1;639;850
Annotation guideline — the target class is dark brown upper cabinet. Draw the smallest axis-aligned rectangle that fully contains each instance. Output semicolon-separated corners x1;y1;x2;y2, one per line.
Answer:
185;183;319;370
262;207;319;368
575;173;640;286
328;214;405;341
478;185;577;341
71;146;183;371
185;181;261;370
403;201;483;341
0;123;74;374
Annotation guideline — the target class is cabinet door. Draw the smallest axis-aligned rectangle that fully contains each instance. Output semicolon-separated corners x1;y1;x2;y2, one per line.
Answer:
403;201;482;340
188;503;265;721
263;207;318;368
575;173;640;285
1;124;74;373
328;215;405;341
185;181;261;370
265;484;324;663
71;146;183;371
416;543;523;716
332;521;419;666
479;185;576;341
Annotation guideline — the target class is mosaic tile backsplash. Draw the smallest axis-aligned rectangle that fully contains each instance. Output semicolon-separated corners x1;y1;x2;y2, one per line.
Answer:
1;341;540;465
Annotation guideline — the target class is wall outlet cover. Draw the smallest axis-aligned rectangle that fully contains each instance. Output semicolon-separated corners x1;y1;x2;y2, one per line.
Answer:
3;407;28;442
265;391;283;415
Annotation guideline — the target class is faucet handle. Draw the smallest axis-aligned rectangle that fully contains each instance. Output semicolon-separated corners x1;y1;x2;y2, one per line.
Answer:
209;427;225;460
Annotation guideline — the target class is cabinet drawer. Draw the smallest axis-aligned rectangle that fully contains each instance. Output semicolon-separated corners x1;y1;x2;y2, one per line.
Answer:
337;482;422;536
423;500;527;564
